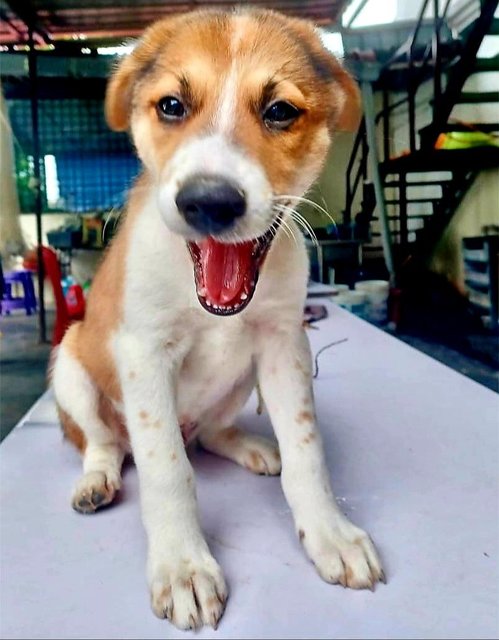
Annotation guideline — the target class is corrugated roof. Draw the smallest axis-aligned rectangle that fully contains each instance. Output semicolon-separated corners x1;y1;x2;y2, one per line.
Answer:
0;0;349;44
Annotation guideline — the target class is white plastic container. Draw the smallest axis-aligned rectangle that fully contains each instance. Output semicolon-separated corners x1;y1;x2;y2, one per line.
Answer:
354;280;390;324
335;290;367;318
332;283;349;293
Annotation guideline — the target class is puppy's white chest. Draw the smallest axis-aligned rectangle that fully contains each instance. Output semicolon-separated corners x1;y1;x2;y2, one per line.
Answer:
175;320;254;424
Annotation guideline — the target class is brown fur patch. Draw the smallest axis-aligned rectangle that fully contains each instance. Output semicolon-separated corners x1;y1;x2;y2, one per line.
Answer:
294;359;305;373
139;410;149;420
224;426;239;441
170;452;177;461
302;432;316;444
147;450;155;458
58;405;87;453
152;420;161;429
298;529;305;542
345;566;354;586
128;370;136;380
296;410;314;424
249;450;261;468
98;393;129;445
160;585;172;599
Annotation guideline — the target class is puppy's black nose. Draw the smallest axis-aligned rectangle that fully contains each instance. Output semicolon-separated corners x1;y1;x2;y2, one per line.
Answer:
176;177;246;235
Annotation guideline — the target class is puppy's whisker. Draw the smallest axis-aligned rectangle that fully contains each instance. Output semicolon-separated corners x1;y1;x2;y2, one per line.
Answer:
275;204;318;247
274;194;337;227
290;195;334;223
276;205;317;244
292;214;319;247
102;206;123;243
270;208;295;245
271;205;300;245
277;215;300;247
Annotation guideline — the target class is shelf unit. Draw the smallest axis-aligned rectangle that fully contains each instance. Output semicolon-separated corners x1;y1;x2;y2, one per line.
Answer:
462;235;499;329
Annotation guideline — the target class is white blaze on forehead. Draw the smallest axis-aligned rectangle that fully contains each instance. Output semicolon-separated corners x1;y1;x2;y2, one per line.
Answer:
214;15;251;135
215;64;238;135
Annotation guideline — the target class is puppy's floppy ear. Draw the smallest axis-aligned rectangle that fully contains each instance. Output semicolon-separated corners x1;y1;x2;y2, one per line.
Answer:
105;53;142;131
105;18;176;131
328;57;362;132
286;18;362;133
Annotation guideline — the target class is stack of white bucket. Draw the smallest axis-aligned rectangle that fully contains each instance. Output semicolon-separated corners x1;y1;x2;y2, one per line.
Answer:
355;280;390;324
334;280;390;325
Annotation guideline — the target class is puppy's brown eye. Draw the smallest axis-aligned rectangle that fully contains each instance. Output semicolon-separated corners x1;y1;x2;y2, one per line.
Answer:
157;96;186;121
263;101;301;130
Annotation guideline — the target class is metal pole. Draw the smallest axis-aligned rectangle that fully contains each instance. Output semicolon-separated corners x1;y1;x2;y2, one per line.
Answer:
361;81;395;280
399;172;408;249
432;0;442;121
382;89;390;163
28;27;47;343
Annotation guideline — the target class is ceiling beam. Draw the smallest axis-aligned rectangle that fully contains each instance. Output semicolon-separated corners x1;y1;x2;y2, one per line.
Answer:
3;0;51;43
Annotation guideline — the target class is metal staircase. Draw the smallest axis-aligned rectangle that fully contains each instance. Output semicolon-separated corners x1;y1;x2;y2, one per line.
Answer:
341;0;499;282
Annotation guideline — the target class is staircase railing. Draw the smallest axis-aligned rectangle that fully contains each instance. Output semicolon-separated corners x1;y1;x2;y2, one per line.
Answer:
344;117;367;228
343;0;496;238
423;0;499;146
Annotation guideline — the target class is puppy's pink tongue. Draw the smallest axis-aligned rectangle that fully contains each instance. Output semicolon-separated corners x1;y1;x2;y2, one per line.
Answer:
199;237;252;305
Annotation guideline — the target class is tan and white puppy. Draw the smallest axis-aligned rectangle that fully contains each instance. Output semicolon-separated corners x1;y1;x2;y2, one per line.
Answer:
52;9;384;631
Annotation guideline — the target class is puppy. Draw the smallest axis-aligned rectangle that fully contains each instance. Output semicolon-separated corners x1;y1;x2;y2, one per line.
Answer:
52;8;384;631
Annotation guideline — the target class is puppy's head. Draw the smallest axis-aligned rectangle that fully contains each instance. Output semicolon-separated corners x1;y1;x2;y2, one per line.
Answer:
106;9;360;315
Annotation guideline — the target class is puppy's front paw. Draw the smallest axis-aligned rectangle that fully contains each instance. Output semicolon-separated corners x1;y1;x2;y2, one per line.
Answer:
149;553;228;630
71;470;120;514
299;518;385;590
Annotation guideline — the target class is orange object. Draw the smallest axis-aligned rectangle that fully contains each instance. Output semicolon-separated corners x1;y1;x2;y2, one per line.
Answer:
435;133;447;149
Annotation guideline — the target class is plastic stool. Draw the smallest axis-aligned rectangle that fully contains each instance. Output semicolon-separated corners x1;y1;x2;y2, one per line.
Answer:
1;270;37;315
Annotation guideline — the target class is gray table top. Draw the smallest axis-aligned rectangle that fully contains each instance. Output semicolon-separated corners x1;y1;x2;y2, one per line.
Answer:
1;302;498;639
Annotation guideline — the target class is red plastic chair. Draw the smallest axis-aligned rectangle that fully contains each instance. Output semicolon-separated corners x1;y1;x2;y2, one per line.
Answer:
24;246;85;346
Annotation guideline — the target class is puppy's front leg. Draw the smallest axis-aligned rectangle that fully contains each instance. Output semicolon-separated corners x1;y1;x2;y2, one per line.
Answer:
257;326;384;589
115;331;227;630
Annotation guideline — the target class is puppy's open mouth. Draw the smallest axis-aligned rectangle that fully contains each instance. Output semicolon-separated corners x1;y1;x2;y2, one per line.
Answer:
187;216;281;316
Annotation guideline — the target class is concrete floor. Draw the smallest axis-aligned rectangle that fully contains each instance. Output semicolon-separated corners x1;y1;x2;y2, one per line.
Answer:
0;311;53;441
1;309;497;443
391;332;499;392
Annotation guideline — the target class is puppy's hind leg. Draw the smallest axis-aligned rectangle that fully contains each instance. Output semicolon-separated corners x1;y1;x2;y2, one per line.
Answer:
52;328;125;514
198;375;281;476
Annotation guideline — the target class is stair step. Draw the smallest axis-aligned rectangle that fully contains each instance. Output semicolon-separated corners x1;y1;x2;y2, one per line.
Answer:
384;179;452;187
420;122;499;135
386;214;432;220
385;198;440;205
474;54;499;72
489;17;499;35
455;91;499;103
381;146;499;174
